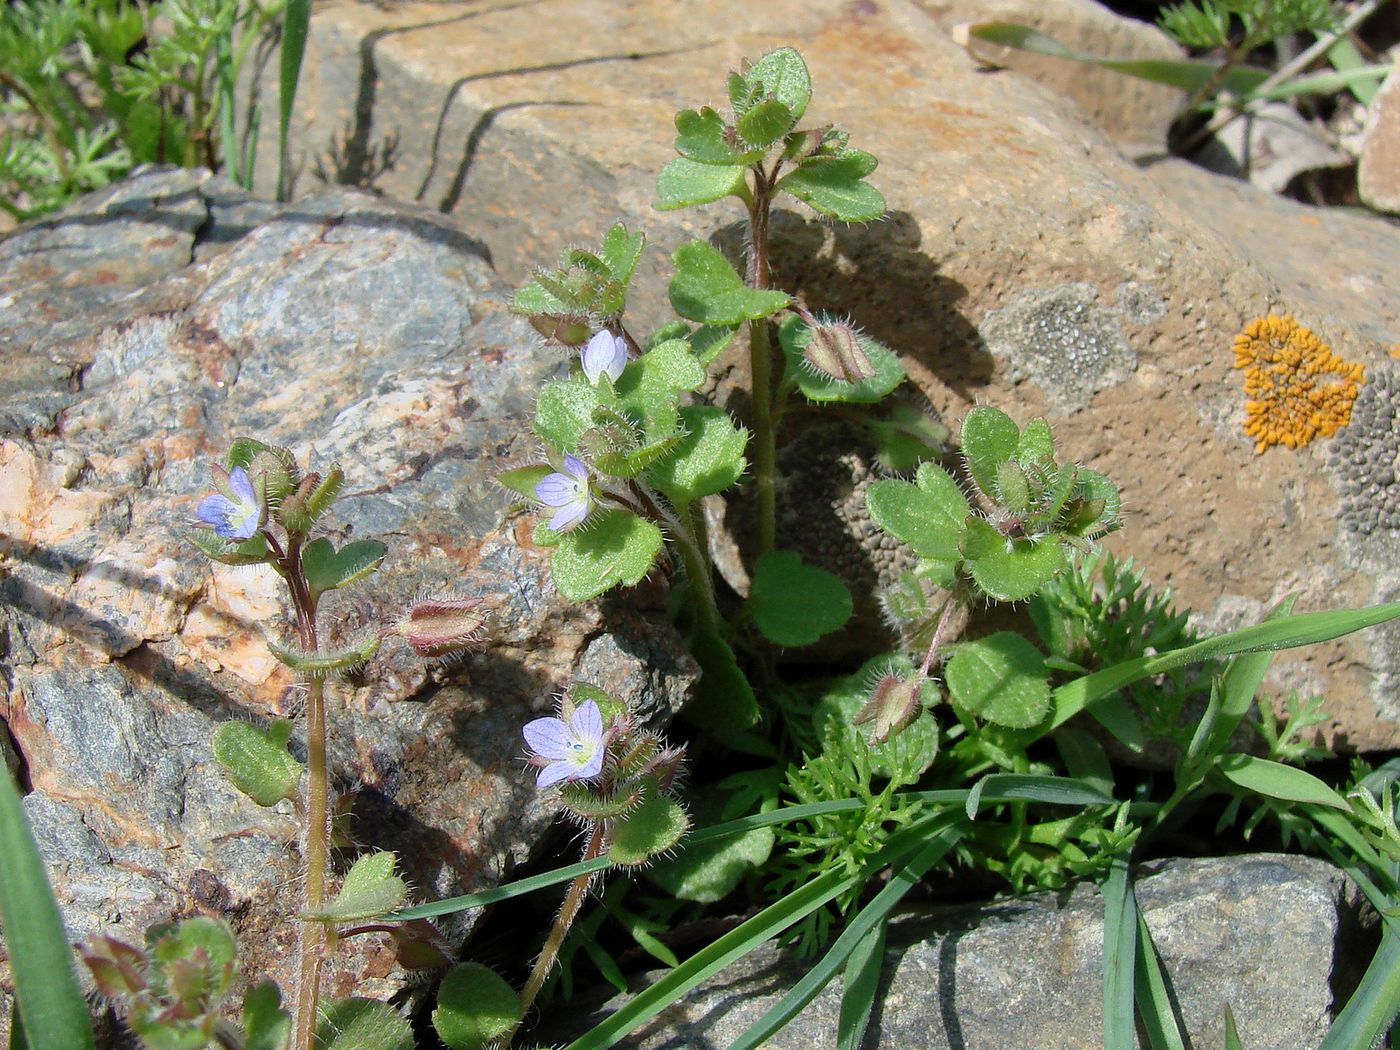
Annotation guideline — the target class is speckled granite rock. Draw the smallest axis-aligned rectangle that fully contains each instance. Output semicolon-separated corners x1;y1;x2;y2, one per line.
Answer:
544;854;1365;1049
252;0;1400;748
0;167;696;1028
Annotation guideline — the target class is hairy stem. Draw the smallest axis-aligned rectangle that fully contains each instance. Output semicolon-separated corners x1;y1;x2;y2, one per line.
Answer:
503;824;607;1046
626;482;720;635
746;168;778;556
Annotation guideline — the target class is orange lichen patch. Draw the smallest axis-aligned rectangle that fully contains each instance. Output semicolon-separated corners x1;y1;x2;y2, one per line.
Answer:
1232;315;1366;453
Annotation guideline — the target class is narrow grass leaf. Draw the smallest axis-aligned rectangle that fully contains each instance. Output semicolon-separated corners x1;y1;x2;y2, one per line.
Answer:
564;868;862;1049
1101;858;1136;1050
1318;927;1400;1050
0;767;96;1050
1223;1004;1244;1050
1134;913;1187;1050
277;0;312;201
837;920;886;1050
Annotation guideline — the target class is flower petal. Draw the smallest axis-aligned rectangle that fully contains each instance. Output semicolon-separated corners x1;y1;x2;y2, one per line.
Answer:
522;716;574;759
573;744;605;782
228;466;256;504
535;472;583;508
548;499;589;532
535;760;574;788
196;494;237;530
561;454;589;480
571;699;604;745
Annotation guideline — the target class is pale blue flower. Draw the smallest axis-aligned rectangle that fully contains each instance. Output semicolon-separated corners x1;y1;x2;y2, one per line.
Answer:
523;698;606;787
580;330;628;385
534;454;593;532
196;466;261;540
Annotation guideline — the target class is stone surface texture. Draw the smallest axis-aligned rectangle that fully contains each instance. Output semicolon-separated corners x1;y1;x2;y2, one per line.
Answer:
0;167;696;1024
252;0;1400;748
1359;61;1400;214
549;854;1364;1049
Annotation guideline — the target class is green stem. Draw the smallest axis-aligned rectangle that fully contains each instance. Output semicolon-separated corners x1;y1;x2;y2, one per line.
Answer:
626;481;719;635
503;824;607;1047
745;168;778;556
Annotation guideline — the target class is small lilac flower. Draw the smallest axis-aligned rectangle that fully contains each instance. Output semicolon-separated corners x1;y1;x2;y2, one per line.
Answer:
580;330;628;385
196;466;262;540
534;454;593;532
523;698;607;787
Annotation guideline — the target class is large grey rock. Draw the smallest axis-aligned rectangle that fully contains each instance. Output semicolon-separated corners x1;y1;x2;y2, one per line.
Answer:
548;854;1365;1049
0;167;696;1022
253;0;1400;748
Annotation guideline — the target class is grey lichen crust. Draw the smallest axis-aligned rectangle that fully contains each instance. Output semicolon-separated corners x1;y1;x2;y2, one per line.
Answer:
1330;366;1400;558
979;283;1138;414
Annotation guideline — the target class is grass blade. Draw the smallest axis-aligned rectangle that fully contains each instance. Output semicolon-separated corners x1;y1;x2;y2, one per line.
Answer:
564;867;862;1049
1223;1004;1244;1050
836;919;886;1050
1101;858;1136;1050
1318;927;1400;1050
1051;601;1400;732
277;0;312;200
1134;913;1187;1050
0;767;96;1050
727;819;962;1050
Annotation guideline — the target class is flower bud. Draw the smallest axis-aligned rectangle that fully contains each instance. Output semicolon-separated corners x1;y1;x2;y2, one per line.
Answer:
853;673;924;746
395;597;488;658
529;312;594;346
803;316;875;383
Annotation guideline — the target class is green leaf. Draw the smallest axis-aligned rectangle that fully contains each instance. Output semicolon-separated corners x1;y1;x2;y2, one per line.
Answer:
534;379;601;451
615;339;706;436
211;720;303;807
302;538;386;599
814;655;939;780
742;47;812;122
647;405;747;506
267;633;380;677
836;921;885;1050
276;0;311;200
961;518;1067;602
549;508;663;602
690;323;739;365
685;626;760;732
190;528;271;566
737;98;795;148
961;773;1113;816
1317;927;1400;1050
609;794;690;867
646;819;774;903
599;223;645;287
669;240;790;325
1100;858;1137;1050
956;21;1271;97
305;852;407;923
674;107;762;165
945;631;1051;729
866;462;969;560
0;766;98;1050
655;156;749;211
431;963;521;1050
147;916;236;999
960;406;1020;496
594;435;682;479
776;149;885;222
1049;600;1400;734
1016;417;1054;464
1136;914;1189;1050
497;464;552;499
748;550;851;647
315;999;413;1050
1217;754;1349;811
242;981;291;1050
777;315;904;403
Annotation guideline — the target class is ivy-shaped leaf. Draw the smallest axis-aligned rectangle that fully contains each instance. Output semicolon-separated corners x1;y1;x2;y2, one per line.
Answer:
647;405;747;506
614;339;706;437
961;517;1067;601
315;999;413;1050
669;240;790;325
865;461;969;561
960;406;1020;496
737;98;795;148
748;550;852;647
945;631;1051;729
777;315;904;403
302;538;387;599
776;149;885;222
242;981;291;1050
534;379;601;451
741;47;812;122
655;157;748;211
674;107;763;166
304;852;407;923
431;963;521;1050
211;720;303;807
550;508;663;602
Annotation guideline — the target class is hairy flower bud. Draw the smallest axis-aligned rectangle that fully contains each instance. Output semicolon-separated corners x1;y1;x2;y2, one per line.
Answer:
803;316;875;383
853;673;924;746
395;597;488;658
